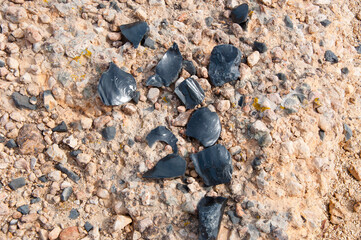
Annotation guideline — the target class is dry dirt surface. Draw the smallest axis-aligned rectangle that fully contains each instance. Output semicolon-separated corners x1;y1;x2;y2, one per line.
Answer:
0;0;360;239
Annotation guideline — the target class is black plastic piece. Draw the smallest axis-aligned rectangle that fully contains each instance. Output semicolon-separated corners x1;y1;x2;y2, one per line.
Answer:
142;154;186;179
175;78;205;109
146;126;178;153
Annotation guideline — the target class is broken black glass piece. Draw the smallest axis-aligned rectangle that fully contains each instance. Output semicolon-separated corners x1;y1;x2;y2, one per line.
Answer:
142;154;186;179
98;62;137;106
146;43;183;87
186;108;221;147
324;50;338;63
208;44;242;86
119;21;149;48
12;92;36;110
146;126;178;153
231;4;249;24
52;121;68;132
198;196;227;240
182;60;197;76
175;78;205;109
190;144;232;186
131;91;140;104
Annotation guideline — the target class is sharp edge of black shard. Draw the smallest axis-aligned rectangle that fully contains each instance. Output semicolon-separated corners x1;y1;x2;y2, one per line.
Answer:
142;154;186;179
186;107;221;147
52;121;68;132
12;92;36;110
343;123;352;141
324;50;338;63
319;129;325;141
131;91;140;104
174;78;205;109
119;21;149;48
55;164;80;183
98;62;137;106
230;4;249;24
208;44;242;87
146;43;183;87
182;60;197;76
197;196;227;240
146;126;178;153
190;144;232;186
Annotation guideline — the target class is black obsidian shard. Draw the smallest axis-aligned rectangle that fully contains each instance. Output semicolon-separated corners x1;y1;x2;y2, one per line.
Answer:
146;43;183;87
231;4;249;24
98;62;137;106
175;78;205;109
197;196;227;240
142;154;186;179
208;45;242;86
190;144;232;186
186;108;221;147
324;50;338;63
52;121;68;132
119;21;149;48
146;126;178;153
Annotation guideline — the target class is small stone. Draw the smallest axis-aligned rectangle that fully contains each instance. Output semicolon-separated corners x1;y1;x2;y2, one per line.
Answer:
227;210;241;224
43;90;57;111
173;111;192;127
5;6;28;23
135;7;147;20
247;51;260;67
39;175;48;182
284;15;293;28
17;205;30;215
6;139;17;148
320;19;331;27
230;4;249;24
70;150;82;158
7;57;19;69
59;226;79;240
12;92;36;110
55;164;80;183
343;123;352;141
39;14;51;24
147;88;160;104
97;188;110;199
138;218;153;232
84;222;93;232
253;41;267;53
61;187;73;201
101;126;116;141
341;67;349;75
49;226;61;240
81;117;93;130
107;32;122;41
324;50;338;63
30;197;41;204
356;45;361;54
349;163;361;181
354;203;361;212
215;100;231;112
48;171;62;182
120;21;149;48
122;103;137;115
76;153;91;166
69;208;79;219
26;25;42;43
143;37;155;49
46;144;67;163
8;177;26;190
63;135;77;149
52;121;68;132
114;215;133;232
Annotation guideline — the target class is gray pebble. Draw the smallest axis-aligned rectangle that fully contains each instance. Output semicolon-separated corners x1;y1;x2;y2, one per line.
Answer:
61;187;73;202
8;177;26;190
69;208;80;219
17;205;30;215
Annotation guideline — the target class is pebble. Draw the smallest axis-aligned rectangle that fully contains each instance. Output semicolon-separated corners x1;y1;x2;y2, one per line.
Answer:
17;205;30;215
138;218;153;232
69;208;80;219
102;126;116;141
349;163;361;181
59;226;79;240
253;41;267;53
341;67;349;75
356;45;361;54
247;51;260;67
107;32;122;41
48;171;62;182
135;7;147;20
5;139;17;148
12;92;36;110
26;25;42;43
5;6;28;23
61;187;73;201
81;117;93;130
30;197;41;204
39;175;48;182
122;103;137;115
230;3;249;24
7;57;19;69
97;188;110;199
284;15;294;29
147;88;160;104
49;226;62;240
320;19;331;27
113;215;133;232
343;123;352;141
63;135;78;149
43;90;57;111
215;100;231;112
143;37;156;49
324;50;338;63
52;121;68;132
55;164;80;183
46;144;67;163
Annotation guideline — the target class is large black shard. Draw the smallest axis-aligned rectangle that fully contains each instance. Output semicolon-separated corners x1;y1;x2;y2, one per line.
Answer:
190;144;232;186
208;44;242;86
98;62;137;106
119;21;149;48
146;43;183;87
175;78;205;109
197;196;227;240
186;108;221;147
231;4;249;24
142;154;186;179
146;126;178;153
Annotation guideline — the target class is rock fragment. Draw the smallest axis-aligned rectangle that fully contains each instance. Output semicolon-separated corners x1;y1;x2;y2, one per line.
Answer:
343;123;352;141
356;45;361;54
55;164;80;183
12;92;36;110
324;50;338;63
253;41;267;53
6;139;18;148
114;215;132;232
98;62;137;106
102;126;116;141
147;88;160;103
47;144;67;163
143;154;186;179
320;19;331;27
349;163;361;181
69;208;79;219
175;78;205;109
230;4;249;24
182;60;197;76
9;177;26;190
61;187;73;201
52;121;68;132
191;144;232;186
284;15;293;28
186;108;221;147
119;21;149;48
84;222;93;232
59;226;79;240
17;205;30;215
208;44;242;86
146;126;178;153
43;90;57;111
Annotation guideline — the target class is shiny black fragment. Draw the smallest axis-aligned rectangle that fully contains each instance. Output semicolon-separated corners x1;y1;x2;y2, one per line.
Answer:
175;78;205;109
146;126;178;153
120;21;149;48
197;196;227;240
208;44;242;86
186;108;221;147
52;121;68;132
231;4;249;24
12;92;36;110
190;144;232;186
324;50;338;63
55;164;80;183
98;62;137;106
182;60;197;76
142;154;186;179
253;41;267;53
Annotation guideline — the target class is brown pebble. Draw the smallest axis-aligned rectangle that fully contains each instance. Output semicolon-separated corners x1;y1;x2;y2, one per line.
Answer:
59;226;79;240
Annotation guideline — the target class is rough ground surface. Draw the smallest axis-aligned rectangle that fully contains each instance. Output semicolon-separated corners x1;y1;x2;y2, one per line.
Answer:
0;0;360;239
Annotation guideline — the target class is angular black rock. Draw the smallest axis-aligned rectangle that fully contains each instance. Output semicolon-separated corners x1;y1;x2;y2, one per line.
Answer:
238;95;245;107
142;154;186;179
70;150;82;157
341;67;349;75
69;208;80;219
146;126;178;153
284;15;293;29
17;205;30;215
109;1;121;12
197;196;227;240
231;4;249;24
38;175;48;183
8;177;26;190
227;210;240;224
175;78;205;109
143;37;156;49
208;45;242;86
253;41;267;53
5;139;17;148
319;129;325;141
343;123;352;141
61;187;73;202
182;60;197;76
98;62;137;106
84;222;94;232
55;164;80;183
355;45;361;54
320;19;331;27
102;126;116;141
190;144;232;186
52;121;68;132
120;21;149;48
12;92;36;110
276;73;287;81
324;50;338;63
146;43;183;87
30;197;41;204
186;108;221;147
